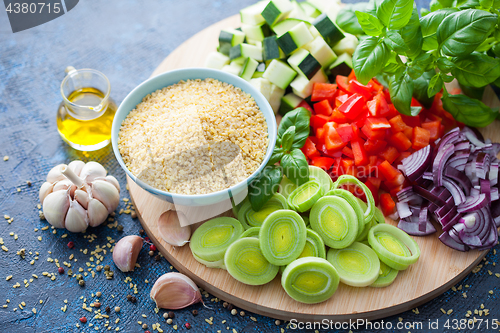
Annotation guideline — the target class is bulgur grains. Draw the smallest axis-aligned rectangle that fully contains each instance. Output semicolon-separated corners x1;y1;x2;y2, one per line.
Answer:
118;78;268;195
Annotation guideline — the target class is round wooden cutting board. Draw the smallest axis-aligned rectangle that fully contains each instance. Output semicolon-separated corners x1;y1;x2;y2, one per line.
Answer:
128;14;499;321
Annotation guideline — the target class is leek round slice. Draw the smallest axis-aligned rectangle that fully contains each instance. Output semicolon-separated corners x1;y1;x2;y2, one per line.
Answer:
281;257;340;304
236;200;252;229
224;237;279;285
287;180;324;212
327;242;380;287
299;229;326;259
355;219;376;242
368;224;420;270
373;206;386;224
190;217;244;262
259;210;307;266
240;227;260;239
238;193;288;228
279;175;297;198
310;196;358;249
325;189;365;237
192;251;226;270
332;175;375;224
370;261;398;288
301;214;310;228
308;165;334;194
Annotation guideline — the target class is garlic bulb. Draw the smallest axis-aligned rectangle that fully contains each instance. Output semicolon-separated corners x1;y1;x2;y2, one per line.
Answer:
158;211;191;247
150;272;202;310
112;235;144;272
40;160;120;233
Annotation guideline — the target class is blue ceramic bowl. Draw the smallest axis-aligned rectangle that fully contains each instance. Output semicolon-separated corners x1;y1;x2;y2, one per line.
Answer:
111;68;277;206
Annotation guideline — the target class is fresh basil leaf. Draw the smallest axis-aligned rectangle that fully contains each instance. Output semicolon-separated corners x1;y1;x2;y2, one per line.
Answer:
384;61;403;74
430;0;443;11
451;52;500;88
407;65;424;80
456;0;481;9
384;30;409;53
278;107;311;149
459;83;485;100
436;57;456;73
336;5;366;36
411;53;434;73
480;0;494;9
421;8;430;16
428;73;444;98
353;36;390;85
441;74;455;83
475;37;494;52
389;72;414;116
377;0;413;30
399;5;423;59
281;149;309;186
269;147;284;165
442;94;497;127
412;70;435;108
492;43;500;57
437;9;497;57
281;126;296;153
437;0;454;7
355;11;385;36
420;8;458;51
249;165;283;211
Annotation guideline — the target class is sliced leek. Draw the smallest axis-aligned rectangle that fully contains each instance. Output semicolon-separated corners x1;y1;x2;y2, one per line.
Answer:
310;196;358;249
192;251;226;270
298;228;326;259
281;257;340;304
240;227;261;238
368;224;420;270
260;210;307;266
370;261;398;288
327;242;380;287
238;193;288;228
224;237;279;285
325;189;364;237
287;180;324;212
331;175;375;224
190;217;244;262
308;165;333;194
279;175;297;198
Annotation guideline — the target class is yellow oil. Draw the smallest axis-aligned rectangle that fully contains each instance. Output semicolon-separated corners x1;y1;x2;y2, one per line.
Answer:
57;87;117;151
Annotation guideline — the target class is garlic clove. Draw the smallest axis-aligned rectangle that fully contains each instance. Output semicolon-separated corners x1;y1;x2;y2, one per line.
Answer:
39;182;54;204
52;179;75;193
104;175;120;192
91;180;119;214
74;189;89;210
150;272;202;310
158;211;191;247
112;235;143;272
87;198;108;227
46;164;67;183
68;160;85;177
43;190;70;229
65;199;89;233
80;161;107;182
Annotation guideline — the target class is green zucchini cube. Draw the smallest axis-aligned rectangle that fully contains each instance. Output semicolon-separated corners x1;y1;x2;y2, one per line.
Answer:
229;43;263;64
303;36;337;68
261;0;293;26
313;13;345;47
287;49;321;79
219;28;246;56
241;23;271;42
262;59;297;90
263;36;285;61
240;1;267;25
239;57;259;81
279;93;303;116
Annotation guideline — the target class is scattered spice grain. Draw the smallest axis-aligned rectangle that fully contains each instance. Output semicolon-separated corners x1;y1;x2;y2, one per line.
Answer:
168;311;175;319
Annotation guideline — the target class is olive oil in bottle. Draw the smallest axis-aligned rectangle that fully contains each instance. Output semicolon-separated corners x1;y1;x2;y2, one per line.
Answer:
57;67;117;151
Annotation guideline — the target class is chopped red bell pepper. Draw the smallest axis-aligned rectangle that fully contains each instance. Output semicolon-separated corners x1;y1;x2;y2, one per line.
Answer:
354;110;369;128
364;139;387;155
311;156;335;171
367;79;384;93
367;92;389;117
336;75;350;93
403;127;414;140
335;94;349;108
340;158;356;176
311;83;337;102
422;120;441;140
380;103;399;119
394;151;411;165
378;160;400;180
347;80;372;101
314;99;333;116
401;114;421;127
364;179;379;205
384;172;405;189
412;126;431;150
297;100;313;113
330;108;348;123
351;138;369;166
317;143;343;158
389;132;412;151
367;176;381;189
338;94;365;120
301;137;321;159
389;115;409;133
330;157;342;179
380;193;396;216
378;146;400;164
342;146;354;159
336;124;354;142
389;185;405;197
361;124;386;140
347;69;357;82
310;114;330;130
365;117;391;130
324;123;346;150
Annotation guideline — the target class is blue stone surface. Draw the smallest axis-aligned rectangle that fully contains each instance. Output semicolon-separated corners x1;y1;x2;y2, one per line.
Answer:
0;1;498;332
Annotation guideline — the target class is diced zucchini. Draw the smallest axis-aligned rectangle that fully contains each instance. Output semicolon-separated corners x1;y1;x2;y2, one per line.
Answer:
240;1;268;25
219;28;246;55
272;18;311;36
300;2;321;18
250;77;272;101
307;0;341;12
242;23;271;42
277;22;314;55
288;0;310;21
252;63;266;78
332;33;359;56
290;68;327;98
248;40;263;48
279;93;303;116
221;62;244;76
261;0;293;26
262;59;297;89
239;58;259;81
313;13;345;47
309;25;321;38
277;32;299;55
303;36;337;68
268;84;286;114
229;43;263;63
287;49;321;79
263;36;286;61
329;53;353;77
205;51;231;70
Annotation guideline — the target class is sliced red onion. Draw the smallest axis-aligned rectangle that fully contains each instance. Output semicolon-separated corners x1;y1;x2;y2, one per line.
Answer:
398;219;436;236
442;176;466;205
435;197;455;219
457;194;488;213
444;166;471;196
446;151;470;172
462;126;486;148
441;211;462;232
439;231;468;252
396;201;412;219
489;162;498;186
475;152;490;179
491;188;499;201
413;185;446;205
480;179;491;202
401;144;432;182
433;143;455;186
454;141;470;151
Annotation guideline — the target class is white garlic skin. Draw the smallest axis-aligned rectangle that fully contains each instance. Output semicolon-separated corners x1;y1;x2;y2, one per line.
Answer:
46;164;67;183
39;182;54;204
74;189;89;210
42;190;70;229
104;175;120;192
91;180;119;214
158;211;191;247
150;272;202;310
113;235;144;272
87;199;108;227
68;160;85;176
80;161;107;182
65;199;89;233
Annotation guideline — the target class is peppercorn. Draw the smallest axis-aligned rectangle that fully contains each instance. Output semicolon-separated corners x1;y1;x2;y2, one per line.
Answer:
96;265;103;272
185;323;191;329
58;267;64;274
154;255;161;261
104;265;110;271
150;244;157;251
139;229;145;236
142;323;148;329
67;241;75;249
240;311;245;316
96;292;102;297
115;306;120;313
105;306;110;313
163;313;168;319
76;274;83;280
126;295;132;301
79;280;85;287
27;181;32;186
148;251;154;256
168;311;175;319
94;302;101;308
117;225;124;232
191;310;198;316
227;304;233;311
130;296;137;303
223;302;228;308
79;316;87;323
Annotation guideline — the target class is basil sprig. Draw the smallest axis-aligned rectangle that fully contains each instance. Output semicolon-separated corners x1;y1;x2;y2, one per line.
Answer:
249;107;311;211
351;0;500;127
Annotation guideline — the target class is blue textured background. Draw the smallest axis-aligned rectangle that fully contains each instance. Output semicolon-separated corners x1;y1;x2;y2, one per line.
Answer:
0;1;499;332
